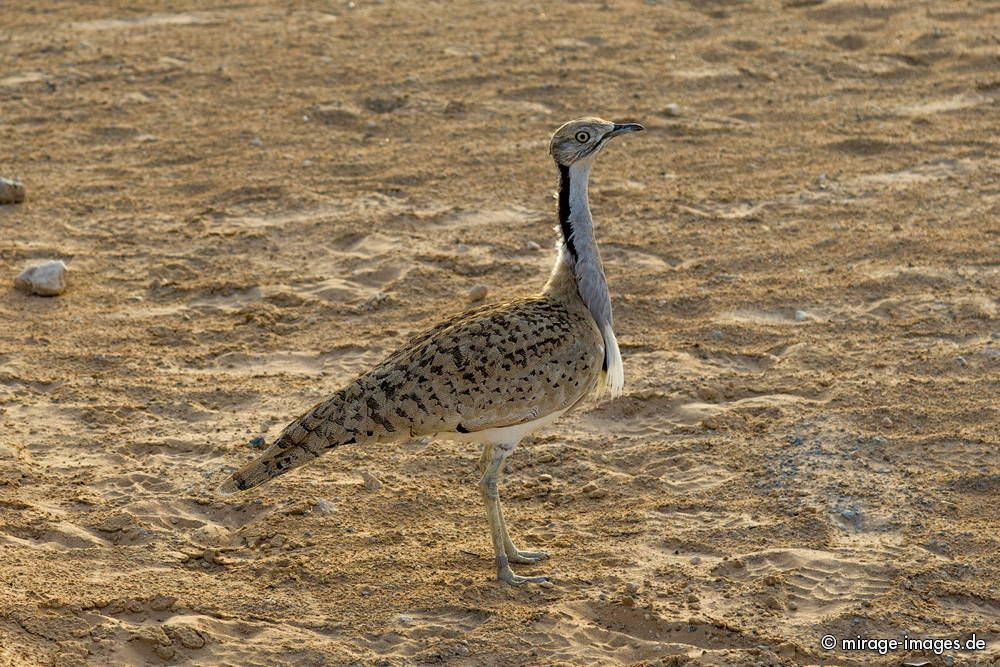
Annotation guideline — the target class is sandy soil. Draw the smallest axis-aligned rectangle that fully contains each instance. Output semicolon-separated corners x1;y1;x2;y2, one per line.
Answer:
1;1;998;665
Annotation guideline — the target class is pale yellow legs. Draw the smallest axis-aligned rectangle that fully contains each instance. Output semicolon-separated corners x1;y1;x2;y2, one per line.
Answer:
478;443;550;584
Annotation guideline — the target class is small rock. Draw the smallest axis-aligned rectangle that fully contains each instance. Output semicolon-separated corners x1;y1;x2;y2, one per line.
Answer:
96;512;137;533
444;99;467;116
468;284;488;302
881;417;892;428
955;356;968;367
315;499;337;515
14;260;68;296
0;177;26;204
249;137;263;147
149;595;176;611
398;614;413;624
364;94;407;114
361;470;383;492
154;645;175;660
526;240;542;251
794;310;809;322
663;103;681;117
170;625;205;649
248;436;266;448
690;556;702;565
538;474;553;483
625;581;640;594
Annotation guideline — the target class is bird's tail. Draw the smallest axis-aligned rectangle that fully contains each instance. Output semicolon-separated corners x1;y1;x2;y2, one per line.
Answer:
218;437;319;494
218;391;358;495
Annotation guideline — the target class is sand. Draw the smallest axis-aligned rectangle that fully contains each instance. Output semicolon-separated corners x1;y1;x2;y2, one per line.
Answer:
1;1;998;665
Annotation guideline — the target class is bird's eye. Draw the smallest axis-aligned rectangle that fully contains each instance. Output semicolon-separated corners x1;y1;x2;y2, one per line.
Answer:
574;131;590;143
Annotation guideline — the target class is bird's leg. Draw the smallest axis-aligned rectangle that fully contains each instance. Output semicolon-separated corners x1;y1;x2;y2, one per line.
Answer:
479;444;550;585
496;500;550;564
477;444;549;565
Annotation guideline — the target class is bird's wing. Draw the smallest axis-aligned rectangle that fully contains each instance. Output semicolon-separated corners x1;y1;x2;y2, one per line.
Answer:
362;295;605;435
219;296;603;494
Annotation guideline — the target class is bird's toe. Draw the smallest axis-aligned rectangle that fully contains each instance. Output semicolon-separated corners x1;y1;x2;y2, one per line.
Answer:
508;549;550;564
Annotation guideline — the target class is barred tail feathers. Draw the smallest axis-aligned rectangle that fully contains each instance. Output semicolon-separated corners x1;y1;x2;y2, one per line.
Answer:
218;391;356;494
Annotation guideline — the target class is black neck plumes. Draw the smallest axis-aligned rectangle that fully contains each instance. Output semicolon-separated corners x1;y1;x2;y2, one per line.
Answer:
557;164;577;259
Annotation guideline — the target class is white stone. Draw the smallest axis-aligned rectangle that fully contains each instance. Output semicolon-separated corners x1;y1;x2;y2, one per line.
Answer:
361;470;382;492
14;260;68;296
315;499;337;515
468;284;488;301
0;178;25;204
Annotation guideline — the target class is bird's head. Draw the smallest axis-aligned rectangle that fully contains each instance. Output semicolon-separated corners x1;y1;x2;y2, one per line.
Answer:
549;117;644;166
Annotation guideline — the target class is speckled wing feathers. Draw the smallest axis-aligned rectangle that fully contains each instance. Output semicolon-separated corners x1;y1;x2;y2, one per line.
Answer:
219;295;603;493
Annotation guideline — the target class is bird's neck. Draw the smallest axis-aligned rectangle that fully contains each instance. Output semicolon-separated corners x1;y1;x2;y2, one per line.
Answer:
544;160;612;330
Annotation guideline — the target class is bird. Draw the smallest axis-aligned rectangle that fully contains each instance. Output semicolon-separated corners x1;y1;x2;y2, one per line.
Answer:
220;117;643;584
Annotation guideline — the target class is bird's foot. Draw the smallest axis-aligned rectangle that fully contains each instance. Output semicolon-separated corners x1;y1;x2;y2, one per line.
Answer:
496;555;551;585
498;568;551;585
506;549;550;565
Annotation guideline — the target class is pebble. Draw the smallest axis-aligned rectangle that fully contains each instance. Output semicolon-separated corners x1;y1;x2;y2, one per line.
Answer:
248;436;266;448
625;581;640;594
14;260;68;296
468;284;488;302
361;470;383;491
538;474;553;483
881;417;892;428
690;556;702;565
663;103;681;117
526;240;542;251
170;625;205;649
0;177;26;204
149;595;176;611
154;645;175;660
398;614;413;624
794;310;809;322
315;499;337;515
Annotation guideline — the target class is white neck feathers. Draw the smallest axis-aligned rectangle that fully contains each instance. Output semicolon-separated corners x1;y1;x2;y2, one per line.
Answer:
546;159;624;398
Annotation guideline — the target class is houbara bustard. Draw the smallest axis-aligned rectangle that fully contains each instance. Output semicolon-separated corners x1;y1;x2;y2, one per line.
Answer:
221;118;643;584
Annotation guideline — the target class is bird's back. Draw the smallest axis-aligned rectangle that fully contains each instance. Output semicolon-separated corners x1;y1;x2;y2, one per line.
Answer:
220;294;604;493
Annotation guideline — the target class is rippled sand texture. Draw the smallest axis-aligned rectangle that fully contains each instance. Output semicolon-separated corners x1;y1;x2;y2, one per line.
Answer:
1;1;998;665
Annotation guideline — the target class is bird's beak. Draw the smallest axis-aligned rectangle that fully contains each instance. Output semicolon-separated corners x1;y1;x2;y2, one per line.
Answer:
608;122;644;138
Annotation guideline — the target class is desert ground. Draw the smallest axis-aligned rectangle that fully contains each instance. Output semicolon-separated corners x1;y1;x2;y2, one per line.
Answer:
1;1;998;665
